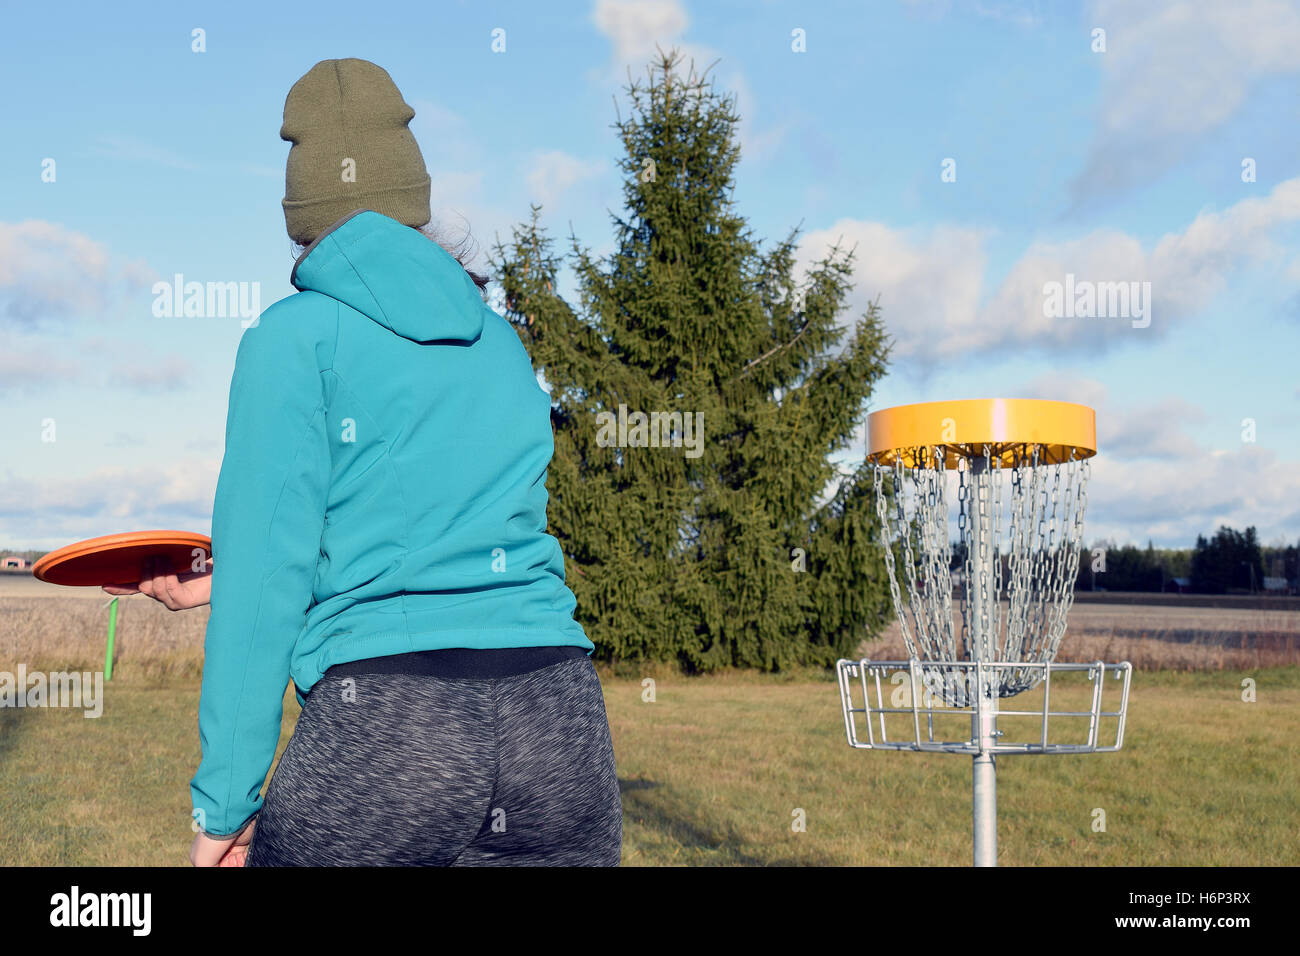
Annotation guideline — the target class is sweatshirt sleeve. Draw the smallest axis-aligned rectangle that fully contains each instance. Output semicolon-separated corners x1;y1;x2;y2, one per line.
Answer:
190;308;332;837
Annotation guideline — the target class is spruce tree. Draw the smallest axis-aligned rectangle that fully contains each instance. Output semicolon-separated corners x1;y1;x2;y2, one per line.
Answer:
490;47;894;671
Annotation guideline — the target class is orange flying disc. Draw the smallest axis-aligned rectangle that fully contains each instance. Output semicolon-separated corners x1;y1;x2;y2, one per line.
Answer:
32;530;212;588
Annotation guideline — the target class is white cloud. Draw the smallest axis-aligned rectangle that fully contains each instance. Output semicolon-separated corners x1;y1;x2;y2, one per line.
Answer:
1010;374;1299;545
589;1;787;164
591;0;690;66
0;221;154;326
801;176;1300;368
799;221;992;362
0;458;218;548
1072;0;1300;202
1017;374;1206;461
117;353;197;393
1085;442;1297;547
0;334;84;393
2;332;200;397
525;150;607;210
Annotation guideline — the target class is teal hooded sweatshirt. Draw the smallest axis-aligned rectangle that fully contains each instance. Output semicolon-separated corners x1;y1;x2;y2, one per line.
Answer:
191;210;593;836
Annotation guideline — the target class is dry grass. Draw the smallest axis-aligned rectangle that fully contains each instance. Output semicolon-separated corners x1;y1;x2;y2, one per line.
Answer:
0;593;208;681
857;601;1300;671
4;587;1299;682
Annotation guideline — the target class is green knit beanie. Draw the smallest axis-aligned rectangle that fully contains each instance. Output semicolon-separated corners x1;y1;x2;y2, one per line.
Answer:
280;58;431;244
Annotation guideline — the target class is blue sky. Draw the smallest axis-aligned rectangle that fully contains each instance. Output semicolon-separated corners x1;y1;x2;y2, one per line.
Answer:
1;0;1297;551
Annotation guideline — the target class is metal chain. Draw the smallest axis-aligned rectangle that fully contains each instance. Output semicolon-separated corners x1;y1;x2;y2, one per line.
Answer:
991;446;1004;659
871;439;1091;699
957;456;973;662
873;460;912;657
975;444;992;663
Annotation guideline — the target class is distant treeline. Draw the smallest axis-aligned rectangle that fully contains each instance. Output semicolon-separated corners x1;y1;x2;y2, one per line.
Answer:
0;548;45;565
1073;526;1288;594
947;525;1291;595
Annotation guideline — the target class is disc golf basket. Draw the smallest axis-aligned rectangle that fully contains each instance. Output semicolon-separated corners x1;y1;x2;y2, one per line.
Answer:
837;398;1131;866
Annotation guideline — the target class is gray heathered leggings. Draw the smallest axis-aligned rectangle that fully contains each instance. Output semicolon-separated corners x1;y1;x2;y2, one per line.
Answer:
245;657;622;866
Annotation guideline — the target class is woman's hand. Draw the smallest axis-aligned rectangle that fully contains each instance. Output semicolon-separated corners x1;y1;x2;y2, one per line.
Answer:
102;554;212;610
191;819;256;867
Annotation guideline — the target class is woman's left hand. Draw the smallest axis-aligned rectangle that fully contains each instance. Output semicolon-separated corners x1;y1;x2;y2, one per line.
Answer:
190;819;255;867
105;555;213;610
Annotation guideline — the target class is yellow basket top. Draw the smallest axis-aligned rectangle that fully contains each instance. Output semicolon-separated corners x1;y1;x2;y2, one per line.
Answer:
866;398;1097;468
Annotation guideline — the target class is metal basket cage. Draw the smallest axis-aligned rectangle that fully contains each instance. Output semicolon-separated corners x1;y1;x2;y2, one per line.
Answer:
837;658;1132;755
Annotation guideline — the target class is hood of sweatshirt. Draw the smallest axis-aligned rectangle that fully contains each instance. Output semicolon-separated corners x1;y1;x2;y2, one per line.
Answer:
290;209;484;343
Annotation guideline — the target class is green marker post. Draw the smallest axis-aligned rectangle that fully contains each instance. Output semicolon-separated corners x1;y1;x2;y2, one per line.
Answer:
105;596;118;681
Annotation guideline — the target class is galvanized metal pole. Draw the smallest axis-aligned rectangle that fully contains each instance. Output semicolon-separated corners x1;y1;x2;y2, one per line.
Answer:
969;455;997;866
973;707;997;866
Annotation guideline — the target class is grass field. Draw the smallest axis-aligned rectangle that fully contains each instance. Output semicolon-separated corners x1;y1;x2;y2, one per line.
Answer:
2;585;1298;865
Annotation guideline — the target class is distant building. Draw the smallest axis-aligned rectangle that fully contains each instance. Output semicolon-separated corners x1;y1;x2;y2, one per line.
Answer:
1263;576;1293;595
1164;577;1190;594
1;556;28;570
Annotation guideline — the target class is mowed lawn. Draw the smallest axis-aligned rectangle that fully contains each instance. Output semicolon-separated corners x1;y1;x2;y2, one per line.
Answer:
2;663;1296;866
